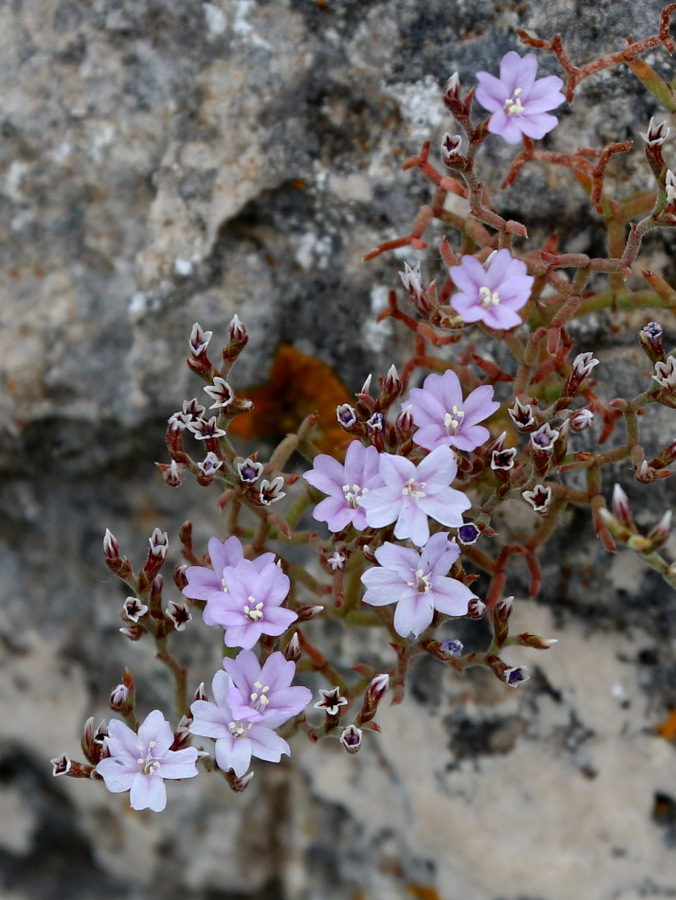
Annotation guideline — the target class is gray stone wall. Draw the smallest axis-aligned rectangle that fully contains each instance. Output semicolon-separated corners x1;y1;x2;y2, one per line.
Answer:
2;1;676;899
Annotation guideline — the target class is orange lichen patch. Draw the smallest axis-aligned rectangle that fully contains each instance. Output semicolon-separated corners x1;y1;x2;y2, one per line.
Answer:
407;886;444;900
656;710;676;741
228;344;353;456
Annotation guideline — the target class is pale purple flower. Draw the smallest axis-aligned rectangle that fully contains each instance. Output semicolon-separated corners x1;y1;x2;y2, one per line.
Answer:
359;445;470;546
95;710;198;812
182;536;275;603
360;534;477;638
204;557;297;649
222;649;313;727
450;249;534;330
476;51;565;144
303;440;382;532
190;671;291;777
407;369;499;452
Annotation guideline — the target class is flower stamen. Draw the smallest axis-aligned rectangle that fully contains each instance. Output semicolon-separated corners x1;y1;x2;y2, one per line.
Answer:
443;405;465;434
407;568;432;594
402;478;426;499
504;87;524;115
342;483;368;508
243;597;264;621
479;286;501;308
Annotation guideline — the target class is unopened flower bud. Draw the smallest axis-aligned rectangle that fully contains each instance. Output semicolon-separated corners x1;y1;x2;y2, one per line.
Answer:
340;724;363;754
443;72;461;108
337;403;358;430
666;169;676;204
503;665;530;688
396;403;414;433
441;132;463;168
467;597;486;619
383;364;403;397
157;459;183;487
508;397;536;430
259;476;286;505
193;682;208;703
561;352;599;402
327;551;346;571
50;753;72;776
492;595;513;647
119;624;144;641
166;600;191;631
639;321;665;364
171;715;193;751
122;596;148;623
458;523;480;545
530;423;559;453
81;717;109;765
103;528;119;559
648;509;673;549
189;322;213;356
226;769;254;793
611;483;635;529
50;755;97;779
568;407;594;432
148;528;169;558
314;687;348;718
653;356;676;391
640;117;670;147
204;376;234;409
236;456;263;483
109;683;130;712
515;633;558;650
491;447;517;471
399;261;433;315
522;484;552;514
296;604;325;622
439;638;464;658
229;313;247;345
197;452;223;480
360;374;373;397
358;674;389;726
284;633;302;663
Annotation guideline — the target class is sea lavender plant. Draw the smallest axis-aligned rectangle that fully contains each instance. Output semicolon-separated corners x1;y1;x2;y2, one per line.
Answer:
52;5;676;819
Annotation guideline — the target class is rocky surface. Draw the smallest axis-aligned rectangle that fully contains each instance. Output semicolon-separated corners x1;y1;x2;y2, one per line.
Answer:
3;1;676;899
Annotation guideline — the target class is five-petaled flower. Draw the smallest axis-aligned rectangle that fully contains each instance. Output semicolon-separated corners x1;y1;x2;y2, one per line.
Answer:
361;533;477;638
359;445;470;547
190;671;292;777
95;710;199;812
303;440;382;533
203;557;297;649
222;649;313;727
450;249;534;330
476;51;565;144
407;368;499;453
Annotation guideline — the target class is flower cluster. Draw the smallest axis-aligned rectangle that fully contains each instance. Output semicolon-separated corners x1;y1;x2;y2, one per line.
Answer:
57;23;676;831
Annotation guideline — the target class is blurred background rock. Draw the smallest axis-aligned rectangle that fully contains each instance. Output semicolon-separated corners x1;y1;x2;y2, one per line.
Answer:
2;1;676;898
